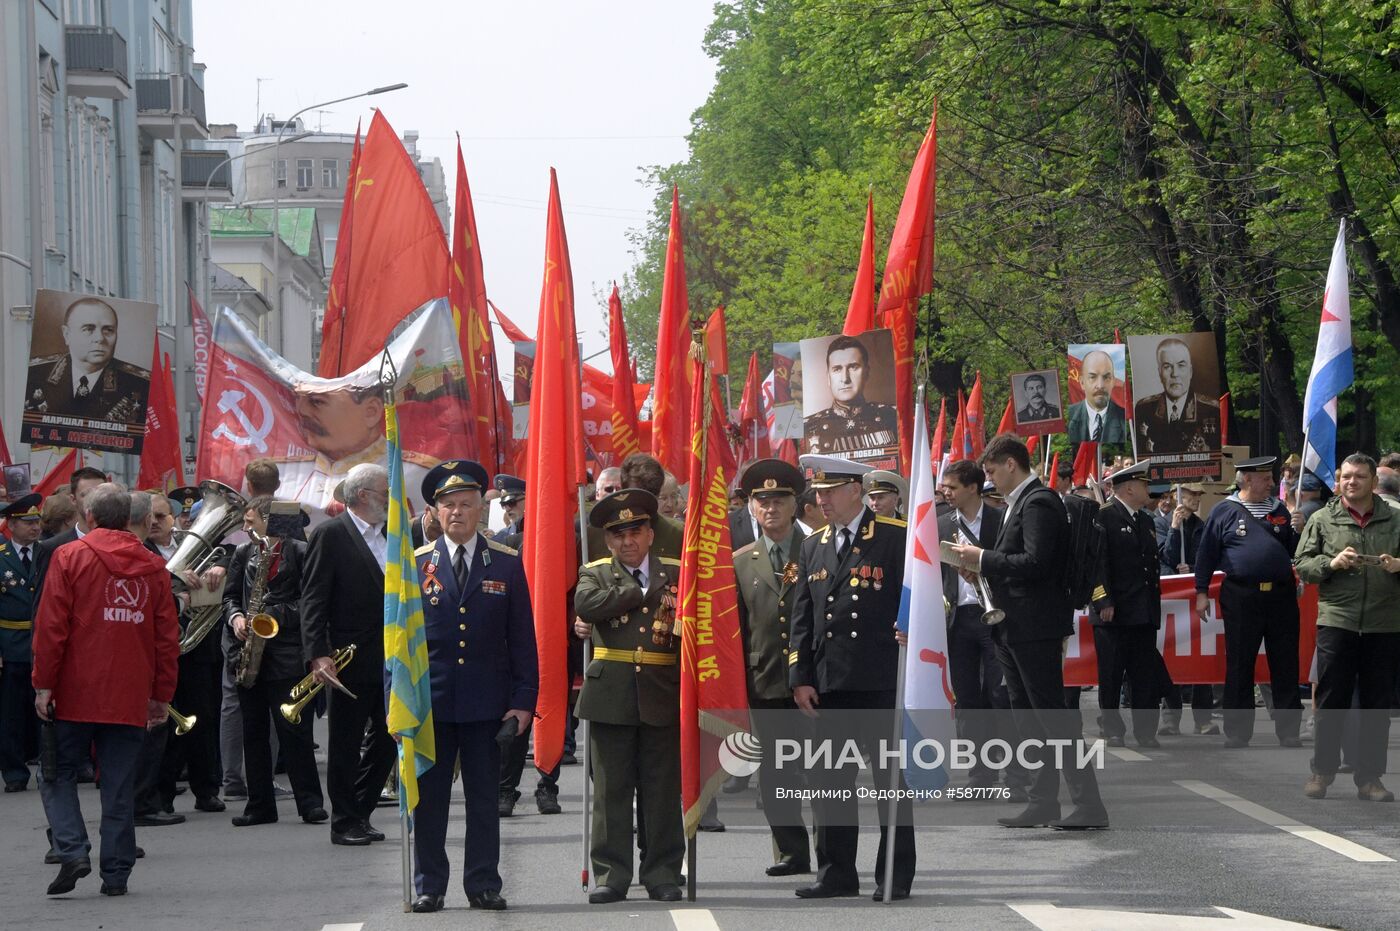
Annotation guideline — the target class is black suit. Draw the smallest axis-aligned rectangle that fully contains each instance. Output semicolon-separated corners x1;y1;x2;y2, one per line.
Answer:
979;479;1105;818
1089;500;1163;742
300;510;393;835
32;527;79;610
728;508;757;552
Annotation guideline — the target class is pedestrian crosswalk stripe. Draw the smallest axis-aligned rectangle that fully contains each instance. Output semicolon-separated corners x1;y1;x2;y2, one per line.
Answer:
1108;747;1150;762
319;924;364;931
671;907;722;931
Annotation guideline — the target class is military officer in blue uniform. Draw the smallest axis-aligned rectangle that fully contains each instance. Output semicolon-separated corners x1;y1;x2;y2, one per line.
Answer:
0;494;42;791
1194;456;1303;748
402;460;538;913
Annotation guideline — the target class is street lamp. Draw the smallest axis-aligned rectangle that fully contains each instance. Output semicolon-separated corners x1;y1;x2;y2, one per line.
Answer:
269;83;407;363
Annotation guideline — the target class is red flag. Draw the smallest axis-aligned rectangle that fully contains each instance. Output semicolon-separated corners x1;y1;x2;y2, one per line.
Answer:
738;351;772;464
843;193;877;336
1219;393;1230;446
679;331;747;836
965;373;985;458
1072;442;1099;486
704;306;729;377
187;284;214;404
930;397;947;471
950;389;968;460
318;122;362;376
137;346;185;493
877;104;938;471
1027;434;1040;457
1047;449;1060;483
996;396;1015;436
317;111;449;377
0;413;11;468
491;301;532;343
523;169;585;775
608;285;643;463
652;186;693;477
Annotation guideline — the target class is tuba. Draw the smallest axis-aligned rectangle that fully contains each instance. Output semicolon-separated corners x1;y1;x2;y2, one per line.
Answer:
233;529;281;688
169;481;247;654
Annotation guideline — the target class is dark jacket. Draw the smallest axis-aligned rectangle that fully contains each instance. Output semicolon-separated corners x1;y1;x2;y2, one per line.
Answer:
979;479;1073;643
223;538;311;682
938;505;1003;615
729;509;757;552
1163;513;1204;574
300;510;386;687
1090;499;1161;627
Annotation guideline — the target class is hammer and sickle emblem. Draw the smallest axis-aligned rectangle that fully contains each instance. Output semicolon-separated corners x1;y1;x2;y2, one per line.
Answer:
211;376;275;453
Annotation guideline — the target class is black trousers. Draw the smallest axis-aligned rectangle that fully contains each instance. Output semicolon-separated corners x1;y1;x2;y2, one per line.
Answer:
133;725;168;816
993;629;1104;814
1093;624;1162;741
1220;580;1302;741
159;657;221;802
750;696;812;866
1311;627;1400;784
326;681;396;833
237;675;323;818
808;690;916;894
948;605;1016;782
0;660;38;786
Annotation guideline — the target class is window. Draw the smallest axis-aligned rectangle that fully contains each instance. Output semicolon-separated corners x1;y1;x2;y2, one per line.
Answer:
296;158;312;188
276;159;286;188
322;159;338;189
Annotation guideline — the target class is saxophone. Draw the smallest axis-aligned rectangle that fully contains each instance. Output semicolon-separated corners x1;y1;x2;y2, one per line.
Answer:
233;531;281;688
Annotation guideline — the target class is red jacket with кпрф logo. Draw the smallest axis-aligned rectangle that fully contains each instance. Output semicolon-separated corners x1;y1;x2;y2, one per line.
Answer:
31;528;180;727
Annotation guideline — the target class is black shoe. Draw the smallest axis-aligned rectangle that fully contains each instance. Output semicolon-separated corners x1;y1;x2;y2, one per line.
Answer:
1279;736;1303;748
872;886;910;901
698;818;725;832
134;811;185;827
411;894;445;913
135;846;144;859
469;889;508;910
302;807;328;824
795;881;859;899
223;787;249;802
560;752;579;765
1223;737;1250;749
44;849;60;865
361;820;385;842
100;883;127;896
331;826;372;846
765;857;811;877
232;812;278;827
76;768;95;784
47;858;91;895
4;781;27;792
648;883;682;902
998;804;1061;828
194;795;226;813
1051;807;1110;831
498;790;520;817
1137;737;1161;749
1105;736;1125;748
589;886;626;904
535;793;561;815
722;774;751;794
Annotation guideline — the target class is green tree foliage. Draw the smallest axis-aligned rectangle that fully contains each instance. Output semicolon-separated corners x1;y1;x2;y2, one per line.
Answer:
624;0;1400;455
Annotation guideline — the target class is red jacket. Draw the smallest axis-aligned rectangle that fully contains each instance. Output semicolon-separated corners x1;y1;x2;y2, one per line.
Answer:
32;529;180;727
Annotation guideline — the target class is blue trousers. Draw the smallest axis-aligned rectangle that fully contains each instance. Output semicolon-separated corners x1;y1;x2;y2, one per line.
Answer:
413;720;501;898
40;720;144;885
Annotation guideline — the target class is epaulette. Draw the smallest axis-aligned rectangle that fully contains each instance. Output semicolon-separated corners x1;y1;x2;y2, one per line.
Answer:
1092;585;1108;602
111;358;152;379
586;556;613;568
732;540;758;558
414;543;435;557
0;542;8;554
29;352;66;365
486;539;518;556
658;556;682;567
875;516;907;528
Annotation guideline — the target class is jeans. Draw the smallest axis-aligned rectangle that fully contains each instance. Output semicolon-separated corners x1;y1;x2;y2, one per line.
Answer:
40;720;144;885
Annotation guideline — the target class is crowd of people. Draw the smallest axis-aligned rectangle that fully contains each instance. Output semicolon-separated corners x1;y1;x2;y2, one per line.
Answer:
1;436;1397;907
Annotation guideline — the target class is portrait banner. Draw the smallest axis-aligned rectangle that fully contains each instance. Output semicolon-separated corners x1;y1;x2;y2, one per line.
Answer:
196;298;472;511
1009;369;1066;437
21;289;156;455
1065;343;1128;445
1127;332;1222;481
768;340;802;442
798;328;898;469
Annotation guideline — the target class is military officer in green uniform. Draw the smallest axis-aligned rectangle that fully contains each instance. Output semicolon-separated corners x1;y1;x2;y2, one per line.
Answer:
732;459;812;876
573;489;684;905
0;494;43;791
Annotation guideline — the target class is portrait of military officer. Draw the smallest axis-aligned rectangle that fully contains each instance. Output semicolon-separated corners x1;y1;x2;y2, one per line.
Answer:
24;294;149;424
1133;336;1221;455
1066;348;1127;444
1013;371;1062;425
802;334;898;457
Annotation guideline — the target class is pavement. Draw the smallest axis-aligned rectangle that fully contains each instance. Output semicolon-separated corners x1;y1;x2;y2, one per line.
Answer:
1;708;1397;931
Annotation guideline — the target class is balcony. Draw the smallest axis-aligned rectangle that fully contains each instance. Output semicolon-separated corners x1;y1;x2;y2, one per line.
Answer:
65;26;130;100
136;75;208;139
181;150;232;201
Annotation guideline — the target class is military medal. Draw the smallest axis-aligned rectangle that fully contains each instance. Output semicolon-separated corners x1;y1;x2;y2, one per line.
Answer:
850;568;861;588
1235;519;1247;538
873;568;884;591
860;566;872;588
429;596;439;606
781;561;799;586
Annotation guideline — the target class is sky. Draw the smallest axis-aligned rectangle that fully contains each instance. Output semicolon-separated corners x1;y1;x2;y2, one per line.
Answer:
194;1;719;370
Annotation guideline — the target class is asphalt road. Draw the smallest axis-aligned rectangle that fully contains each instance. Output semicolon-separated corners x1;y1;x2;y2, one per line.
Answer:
2;710;1397;931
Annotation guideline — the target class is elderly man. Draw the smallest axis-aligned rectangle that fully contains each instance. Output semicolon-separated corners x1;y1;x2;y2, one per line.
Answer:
300;462;394;846
24;296;148;422
863;470;907;519
0;494;44;791
1295;454;1400;802
33;484;179;896
1134;338;1220;455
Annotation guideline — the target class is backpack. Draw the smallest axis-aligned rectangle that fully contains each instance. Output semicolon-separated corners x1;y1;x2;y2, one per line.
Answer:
1061;494;1104;609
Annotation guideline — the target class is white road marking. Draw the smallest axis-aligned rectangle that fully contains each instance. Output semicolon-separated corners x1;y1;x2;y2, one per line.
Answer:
1176;779;1395;863
319;925;364;931
1010;901;1326;929
671;907;722;931
1107;747;1150;762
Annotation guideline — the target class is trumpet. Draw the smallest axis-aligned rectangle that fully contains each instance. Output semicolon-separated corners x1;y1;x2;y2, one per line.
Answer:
280;644;357;725
168;707;197;736
955;528;1005;626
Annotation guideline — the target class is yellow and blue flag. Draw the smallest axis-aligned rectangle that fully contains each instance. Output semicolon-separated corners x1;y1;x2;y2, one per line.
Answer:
383;397;435;815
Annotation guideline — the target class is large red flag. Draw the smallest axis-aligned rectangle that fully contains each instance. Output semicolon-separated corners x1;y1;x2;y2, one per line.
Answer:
1072;442;1100;487
996;396;1015;436
137;345;185;493
317;111;449;377
608;285;643;463
679;330;748;837
1047;449;1060;483
965;373;985;458
704;305;729;378
523;169;585;776
738;351;772;464
876;104;938;472
652;186;692;477
448;138;502;468
318;123;361;376
842;193;877;336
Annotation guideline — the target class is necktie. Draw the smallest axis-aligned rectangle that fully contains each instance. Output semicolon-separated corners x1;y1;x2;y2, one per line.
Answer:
837;528;852;562
769;543;786;576
632;568;645;589
1091;412;1103;442
453;545;468;592
20;547;32;576
76;376;90;398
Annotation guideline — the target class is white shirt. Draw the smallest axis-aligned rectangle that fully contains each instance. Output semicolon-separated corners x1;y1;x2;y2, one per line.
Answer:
833;511;865;553
443;533;478;575
624;555;651;590
71;363;106;397
1167;398;1183;422
346;507;387;572
154;539;178;561
953;505;984;607
16;543;33;566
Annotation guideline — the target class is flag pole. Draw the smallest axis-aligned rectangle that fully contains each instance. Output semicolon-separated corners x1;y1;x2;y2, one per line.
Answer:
575;338;594;894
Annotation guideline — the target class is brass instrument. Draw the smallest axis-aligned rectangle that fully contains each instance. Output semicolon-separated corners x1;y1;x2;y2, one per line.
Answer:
233;529;281;688
168;707;197;736
280;644;357;724
170;482;248;654
955;527;1005;626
